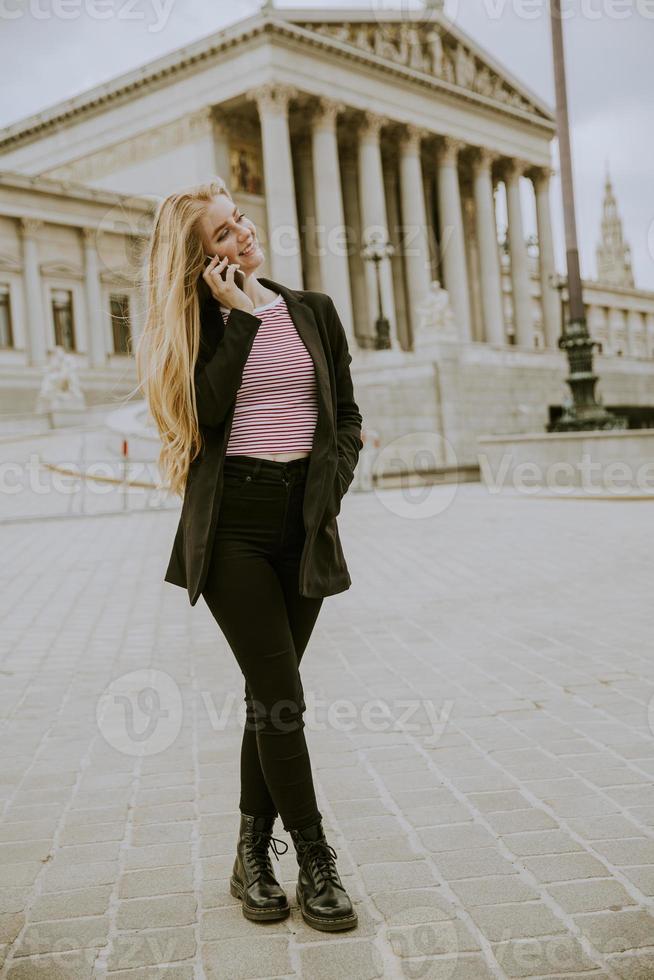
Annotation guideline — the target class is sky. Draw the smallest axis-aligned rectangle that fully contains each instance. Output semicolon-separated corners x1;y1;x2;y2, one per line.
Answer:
1;0;652;289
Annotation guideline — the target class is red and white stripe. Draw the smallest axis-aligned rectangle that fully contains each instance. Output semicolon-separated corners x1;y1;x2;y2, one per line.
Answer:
220;294;318;454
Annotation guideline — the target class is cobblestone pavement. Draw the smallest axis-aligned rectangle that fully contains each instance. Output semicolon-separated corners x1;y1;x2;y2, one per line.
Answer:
1;479;654;979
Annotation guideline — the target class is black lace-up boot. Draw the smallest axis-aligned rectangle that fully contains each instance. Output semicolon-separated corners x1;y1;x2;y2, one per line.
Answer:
230;812;290;921
289;819;358;931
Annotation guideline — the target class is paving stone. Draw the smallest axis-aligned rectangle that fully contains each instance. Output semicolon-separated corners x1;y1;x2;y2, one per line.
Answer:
29;887;113;922
620;867;654;895
117;867;194;899
359;860;437;892
519;852;609;883
201;936;291;979
107;927;196;971
370;888;456;925
492;935;599;977
387;918;481;957
5;948;98;978
469;901;568;942
547;878;637;914
501;830;584;856
433;847;519;880
590;838;654;867
573;909;654;954
115;894;197;931
449;875;538;907
12;916;109;957
418;823;497;853
0;914;24;945
606;951;654;978
484;809;559;834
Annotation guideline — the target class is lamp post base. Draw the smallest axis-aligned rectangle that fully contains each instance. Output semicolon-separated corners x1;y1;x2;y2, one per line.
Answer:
374;317;392;350
549;318;628;432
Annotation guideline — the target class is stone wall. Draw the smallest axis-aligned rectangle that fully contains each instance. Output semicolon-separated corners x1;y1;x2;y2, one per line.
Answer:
353;342;654;475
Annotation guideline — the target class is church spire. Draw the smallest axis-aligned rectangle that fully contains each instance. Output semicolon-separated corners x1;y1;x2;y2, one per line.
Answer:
595;166;634;288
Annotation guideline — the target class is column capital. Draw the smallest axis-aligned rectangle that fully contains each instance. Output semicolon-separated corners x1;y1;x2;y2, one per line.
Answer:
20;217;44;238
502;157;532;181
81;226;98;248
438;136;466;166
311;97;347;131
246;82;298;115
527;164;557;188
358;110;389;141
471;145;500;176
399;123;430;154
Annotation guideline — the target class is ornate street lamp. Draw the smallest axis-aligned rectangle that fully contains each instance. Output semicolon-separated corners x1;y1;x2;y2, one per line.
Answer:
549;0;626;431
361;230;394;350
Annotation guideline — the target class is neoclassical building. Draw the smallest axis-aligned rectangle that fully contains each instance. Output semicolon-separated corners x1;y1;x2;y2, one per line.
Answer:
1;3;653;464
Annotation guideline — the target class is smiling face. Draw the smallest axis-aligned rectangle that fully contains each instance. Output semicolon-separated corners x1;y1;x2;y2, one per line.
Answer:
197;194;264;274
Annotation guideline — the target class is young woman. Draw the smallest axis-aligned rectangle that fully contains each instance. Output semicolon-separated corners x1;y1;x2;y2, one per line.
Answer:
136;177;363;932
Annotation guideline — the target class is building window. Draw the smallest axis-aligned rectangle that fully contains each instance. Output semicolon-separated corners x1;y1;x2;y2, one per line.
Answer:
51;289;76;351
110;294;131;355
0;284;13;348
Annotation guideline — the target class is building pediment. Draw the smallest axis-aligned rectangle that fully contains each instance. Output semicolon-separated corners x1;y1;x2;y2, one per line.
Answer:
289;14;553;123
40;260;84;280
0;252;22;274
0;5;553;157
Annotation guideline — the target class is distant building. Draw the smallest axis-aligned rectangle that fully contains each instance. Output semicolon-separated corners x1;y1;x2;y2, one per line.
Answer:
596;167;635;289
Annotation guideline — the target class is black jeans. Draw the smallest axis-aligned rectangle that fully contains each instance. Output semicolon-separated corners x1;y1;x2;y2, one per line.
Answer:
201;453;324;832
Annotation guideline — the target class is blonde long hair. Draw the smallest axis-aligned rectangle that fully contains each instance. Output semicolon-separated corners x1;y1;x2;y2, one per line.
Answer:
135;176;231;498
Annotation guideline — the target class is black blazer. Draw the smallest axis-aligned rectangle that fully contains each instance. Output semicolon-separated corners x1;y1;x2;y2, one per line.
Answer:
164;274;364;607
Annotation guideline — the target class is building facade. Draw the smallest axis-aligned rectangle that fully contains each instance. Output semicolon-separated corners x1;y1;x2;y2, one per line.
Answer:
1;5;652;464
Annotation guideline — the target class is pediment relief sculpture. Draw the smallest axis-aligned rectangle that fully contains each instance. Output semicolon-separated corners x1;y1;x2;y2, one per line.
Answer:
308;21;535;115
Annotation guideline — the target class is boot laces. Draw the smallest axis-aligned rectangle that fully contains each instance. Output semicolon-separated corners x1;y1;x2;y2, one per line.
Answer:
245;830;288;880
299;840;343;890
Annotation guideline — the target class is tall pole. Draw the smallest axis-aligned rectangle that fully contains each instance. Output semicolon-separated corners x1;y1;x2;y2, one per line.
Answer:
548;0;625;431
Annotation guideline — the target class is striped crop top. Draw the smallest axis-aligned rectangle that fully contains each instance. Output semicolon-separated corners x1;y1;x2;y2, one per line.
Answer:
219;293;318;455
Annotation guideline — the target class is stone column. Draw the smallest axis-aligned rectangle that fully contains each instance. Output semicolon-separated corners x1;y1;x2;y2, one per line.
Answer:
462;183;484;344
646;313;654;358
294;132;321;292
398;124;432;345
503;158;533;348
19;218;47;368
384;152;411;350
530;166;560;349
436;136;471;342
627;308;645;357
82;227;107;368
357;111;398;348
310;98;355;344
247;83;303;288
422;162;437;282
471;147;505;345
340;142;370;345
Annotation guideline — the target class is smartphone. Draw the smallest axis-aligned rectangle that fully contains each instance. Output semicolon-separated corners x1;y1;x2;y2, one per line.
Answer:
204;254;245;292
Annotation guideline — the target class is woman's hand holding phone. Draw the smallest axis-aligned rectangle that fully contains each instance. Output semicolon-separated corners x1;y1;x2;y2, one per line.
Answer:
202;255;254;315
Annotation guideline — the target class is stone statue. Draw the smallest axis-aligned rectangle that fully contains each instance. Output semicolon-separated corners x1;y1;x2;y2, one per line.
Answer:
454;44;476;89
398;24;429;72
36;345;86;413
413;280;458;347
374;24;399;61
426;29;444;77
